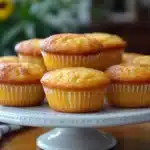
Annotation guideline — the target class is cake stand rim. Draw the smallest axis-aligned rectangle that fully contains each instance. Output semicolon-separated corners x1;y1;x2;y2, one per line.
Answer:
0;104;150;127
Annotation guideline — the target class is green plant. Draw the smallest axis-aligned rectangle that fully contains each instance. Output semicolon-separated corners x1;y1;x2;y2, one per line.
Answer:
0;0;91;55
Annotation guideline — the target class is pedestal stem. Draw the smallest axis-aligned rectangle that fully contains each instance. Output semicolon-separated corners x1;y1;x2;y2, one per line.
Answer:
37;128;117;150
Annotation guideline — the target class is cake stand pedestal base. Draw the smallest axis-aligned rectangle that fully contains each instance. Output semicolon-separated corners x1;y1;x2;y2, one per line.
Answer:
37;128;117;150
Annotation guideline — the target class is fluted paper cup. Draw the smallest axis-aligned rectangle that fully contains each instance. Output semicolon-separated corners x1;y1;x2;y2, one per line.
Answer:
0;84;44;107
42;50;123;71
44;87;105;113
106;83;150;108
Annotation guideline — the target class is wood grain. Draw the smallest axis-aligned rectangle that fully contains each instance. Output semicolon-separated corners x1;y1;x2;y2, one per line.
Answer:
1;123;150;150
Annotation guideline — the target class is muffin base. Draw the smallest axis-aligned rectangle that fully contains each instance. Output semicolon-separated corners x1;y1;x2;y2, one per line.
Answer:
44;87;105;113
42;50;123;71
107;83;150;108
0;84;44;107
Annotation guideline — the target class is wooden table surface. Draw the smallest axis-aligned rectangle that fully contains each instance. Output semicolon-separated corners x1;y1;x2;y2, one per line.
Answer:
1;123;150;150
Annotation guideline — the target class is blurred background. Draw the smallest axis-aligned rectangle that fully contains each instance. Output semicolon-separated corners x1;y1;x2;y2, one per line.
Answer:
0;0;150;55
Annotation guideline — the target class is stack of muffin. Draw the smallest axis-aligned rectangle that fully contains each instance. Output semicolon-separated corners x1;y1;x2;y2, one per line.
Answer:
0;32;150;113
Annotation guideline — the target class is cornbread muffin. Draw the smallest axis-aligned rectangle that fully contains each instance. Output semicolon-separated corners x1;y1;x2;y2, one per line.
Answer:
106;64;150;108
132;56;150;66
0;56;18;63
41;67;110;113
40;33;104;71
85;32;126;70
15;39;45;68
0;63;45;107
122;52;143;64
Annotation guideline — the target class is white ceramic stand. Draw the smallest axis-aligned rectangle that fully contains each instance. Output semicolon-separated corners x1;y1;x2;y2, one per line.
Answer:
37;128;116;150
0;104;150;150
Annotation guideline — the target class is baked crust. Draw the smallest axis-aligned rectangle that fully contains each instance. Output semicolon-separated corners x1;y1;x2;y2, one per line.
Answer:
41;67;110;90
122;52;143;64
85;32;127;50
132;56;150;66
15;39;43;56
0;63;45;84
0;56;18;63
106;64;150;83
40;33;102;55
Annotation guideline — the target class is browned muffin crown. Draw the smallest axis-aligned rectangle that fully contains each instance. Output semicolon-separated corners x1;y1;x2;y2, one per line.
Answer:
40;33;102;55
41;67;110;90
15;39;43;56
122;52;143;64
0;62;45;84
106;64;150;83
85;32;127;50
132;56;150;66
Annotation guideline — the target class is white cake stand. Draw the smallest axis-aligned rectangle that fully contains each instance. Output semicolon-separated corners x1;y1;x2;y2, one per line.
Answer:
0;104;150;150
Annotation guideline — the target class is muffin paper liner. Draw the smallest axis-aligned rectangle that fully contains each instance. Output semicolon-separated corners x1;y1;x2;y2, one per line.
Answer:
42;50;123;71
44;87;105;113
106;84;150;108
0;84;44;107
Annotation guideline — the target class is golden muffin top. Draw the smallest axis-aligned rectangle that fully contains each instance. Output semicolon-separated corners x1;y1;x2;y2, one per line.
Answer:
132;56;150;66
41;67;110;90
0;63;45;84
85;32;126;50
0;56;18;63
106;64;150;83
15;39;43;56
122;52;143;64
40;33;102;55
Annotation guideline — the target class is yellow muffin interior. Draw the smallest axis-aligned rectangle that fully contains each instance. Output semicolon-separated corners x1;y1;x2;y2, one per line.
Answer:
41;67;110;89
